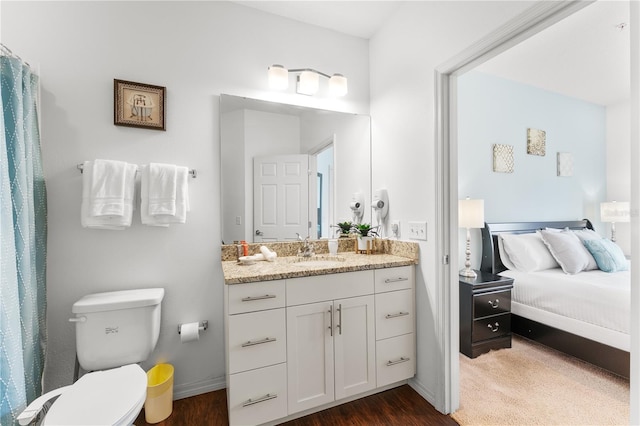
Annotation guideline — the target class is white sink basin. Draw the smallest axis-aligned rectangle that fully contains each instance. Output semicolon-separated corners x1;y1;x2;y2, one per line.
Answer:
290;257;346;268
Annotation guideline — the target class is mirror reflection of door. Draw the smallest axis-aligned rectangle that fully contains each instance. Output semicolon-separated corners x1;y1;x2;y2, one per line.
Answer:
313;143;334;239
253;154;310;242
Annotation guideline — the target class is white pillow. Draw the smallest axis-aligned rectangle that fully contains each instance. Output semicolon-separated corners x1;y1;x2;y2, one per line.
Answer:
499;233;559;272
497;236;517;271
539;229;598;274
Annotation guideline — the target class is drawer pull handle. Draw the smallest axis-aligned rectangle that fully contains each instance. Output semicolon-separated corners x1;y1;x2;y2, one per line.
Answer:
241;294;276;302
384;277;408;284
386;357;410;366
241;337;276;347
385;311;410;319
488;299;500;309
487;322;500;332
337;304;342;335
242;393;278;407
328;307;333;337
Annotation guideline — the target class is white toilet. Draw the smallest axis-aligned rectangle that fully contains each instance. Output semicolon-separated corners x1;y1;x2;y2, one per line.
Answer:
18;288;165;426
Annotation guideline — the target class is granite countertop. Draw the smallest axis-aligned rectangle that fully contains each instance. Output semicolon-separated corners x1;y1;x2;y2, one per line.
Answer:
222;251;418;284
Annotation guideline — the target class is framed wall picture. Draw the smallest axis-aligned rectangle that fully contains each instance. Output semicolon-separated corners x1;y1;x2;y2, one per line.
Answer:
492;144;514;173
526;128;546;156
114;79;166;130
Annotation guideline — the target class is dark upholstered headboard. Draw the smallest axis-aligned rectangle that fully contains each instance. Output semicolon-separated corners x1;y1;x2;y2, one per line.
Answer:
480;219;594;274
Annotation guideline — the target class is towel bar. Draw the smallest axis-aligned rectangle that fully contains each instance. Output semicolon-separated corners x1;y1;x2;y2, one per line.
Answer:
76;163;197;178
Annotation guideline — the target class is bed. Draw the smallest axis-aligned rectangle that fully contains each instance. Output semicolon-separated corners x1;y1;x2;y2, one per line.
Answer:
480;219;630;378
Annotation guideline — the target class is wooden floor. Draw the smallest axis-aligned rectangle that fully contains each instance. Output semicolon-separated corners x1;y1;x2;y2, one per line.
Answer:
135;385;458;425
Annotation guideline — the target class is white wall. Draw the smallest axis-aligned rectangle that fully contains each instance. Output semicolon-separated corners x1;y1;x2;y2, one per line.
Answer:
2;1;369;396
606;101;631;255
369;0;535;410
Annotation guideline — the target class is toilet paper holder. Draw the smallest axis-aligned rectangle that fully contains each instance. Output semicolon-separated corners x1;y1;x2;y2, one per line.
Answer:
178;320;208;334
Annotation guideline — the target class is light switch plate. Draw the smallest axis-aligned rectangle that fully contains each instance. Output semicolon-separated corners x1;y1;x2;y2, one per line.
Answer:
408;221;427;240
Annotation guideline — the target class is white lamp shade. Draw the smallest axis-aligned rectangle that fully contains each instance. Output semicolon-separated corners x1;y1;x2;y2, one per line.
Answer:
268;65;289;90
459;199;485;228
600;201;630;223
297;70;319;95
329;73;348;96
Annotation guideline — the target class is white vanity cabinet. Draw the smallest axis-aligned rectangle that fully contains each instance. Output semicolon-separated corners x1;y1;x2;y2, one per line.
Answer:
374;266;416;387
285;270;376;414
224;265;415;426
225;280;287;426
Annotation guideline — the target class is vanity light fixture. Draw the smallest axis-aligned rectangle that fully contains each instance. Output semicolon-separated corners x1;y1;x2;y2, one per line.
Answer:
267;64;348;97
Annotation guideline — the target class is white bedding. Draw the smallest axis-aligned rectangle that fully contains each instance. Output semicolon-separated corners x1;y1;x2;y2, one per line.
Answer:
500;267;630;351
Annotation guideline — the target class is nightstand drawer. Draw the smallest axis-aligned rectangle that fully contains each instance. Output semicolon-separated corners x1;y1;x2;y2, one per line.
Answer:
473;289;511;319
472;313;511;342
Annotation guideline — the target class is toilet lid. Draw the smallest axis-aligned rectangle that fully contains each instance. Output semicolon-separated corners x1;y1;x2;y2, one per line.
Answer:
44;364;147;426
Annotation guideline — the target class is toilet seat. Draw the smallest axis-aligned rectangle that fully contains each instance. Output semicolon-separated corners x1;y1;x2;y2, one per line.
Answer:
44;364;147;426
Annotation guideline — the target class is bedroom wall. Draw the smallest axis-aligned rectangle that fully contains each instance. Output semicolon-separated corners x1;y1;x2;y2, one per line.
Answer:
458;71;606;233
2;1;370;397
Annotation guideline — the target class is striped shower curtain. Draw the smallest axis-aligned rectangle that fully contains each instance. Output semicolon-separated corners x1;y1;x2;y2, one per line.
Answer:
0;55;47;425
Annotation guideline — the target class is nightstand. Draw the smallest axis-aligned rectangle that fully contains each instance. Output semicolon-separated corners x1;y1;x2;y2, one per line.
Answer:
459;270;514;358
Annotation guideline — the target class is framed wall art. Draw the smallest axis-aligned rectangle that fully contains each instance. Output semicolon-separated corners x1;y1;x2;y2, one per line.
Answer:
557;152;573;177
114;79;166;131
526;128;546;156
492;144;514;173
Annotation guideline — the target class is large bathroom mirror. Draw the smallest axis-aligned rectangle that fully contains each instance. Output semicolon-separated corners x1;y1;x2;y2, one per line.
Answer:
220;94;371;243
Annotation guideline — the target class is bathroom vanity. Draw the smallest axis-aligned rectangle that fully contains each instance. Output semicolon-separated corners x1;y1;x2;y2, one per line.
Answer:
222;249;417;426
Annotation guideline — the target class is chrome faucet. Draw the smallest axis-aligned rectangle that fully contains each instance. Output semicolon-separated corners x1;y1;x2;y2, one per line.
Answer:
296;234;315;257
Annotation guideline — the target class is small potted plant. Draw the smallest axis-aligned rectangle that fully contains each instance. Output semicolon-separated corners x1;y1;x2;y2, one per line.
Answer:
355;223;378;251
334;221;353;237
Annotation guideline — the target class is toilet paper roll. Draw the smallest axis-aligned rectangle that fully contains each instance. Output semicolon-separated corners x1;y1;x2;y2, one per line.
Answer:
180;322;200;343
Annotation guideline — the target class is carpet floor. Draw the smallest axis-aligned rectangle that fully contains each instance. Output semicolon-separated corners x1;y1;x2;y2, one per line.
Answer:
452;335;629;425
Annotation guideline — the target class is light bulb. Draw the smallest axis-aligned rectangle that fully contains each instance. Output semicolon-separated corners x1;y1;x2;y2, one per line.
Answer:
329;73;348;97
297;70;319;95
268;64;289;90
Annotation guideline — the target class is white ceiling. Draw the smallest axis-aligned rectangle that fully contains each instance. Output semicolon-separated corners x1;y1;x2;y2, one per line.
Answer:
236;1;630;106
233;1;404;39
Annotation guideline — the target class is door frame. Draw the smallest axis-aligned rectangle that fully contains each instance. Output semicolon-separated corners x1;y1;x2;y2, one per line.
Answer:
431;0;637;415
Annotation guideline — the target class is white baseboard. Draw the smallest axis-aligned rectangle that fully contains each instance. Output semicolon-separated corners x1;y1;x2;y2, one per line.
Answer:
408;377;438;409
173;376;226;401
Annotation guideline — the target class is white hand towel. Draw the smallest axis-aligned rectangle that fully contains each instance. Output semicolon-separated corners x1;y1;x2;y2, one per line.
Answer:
141;164;190;226
89;159;128;217
81;161;137;230
149;163;177;216
140;165;169;227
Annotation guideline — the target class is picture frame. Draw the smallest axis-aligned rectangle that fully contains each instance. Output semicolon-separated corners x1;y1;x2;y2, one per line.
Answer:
114;79;165;131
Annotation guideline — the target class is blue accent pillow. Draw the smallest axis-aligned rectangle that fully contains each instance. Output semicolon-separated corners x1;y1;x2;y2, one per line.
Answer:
583;239;629;273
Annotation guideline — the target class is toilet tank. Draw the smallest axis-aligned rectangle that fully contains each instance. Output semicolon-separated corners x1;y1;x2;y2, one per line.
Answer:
72;288;164;371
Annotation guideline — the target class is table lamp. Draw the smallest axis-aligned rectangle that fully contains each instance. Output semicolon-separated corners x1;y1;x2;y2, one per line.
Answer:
459;198;485;278
600;201;629;242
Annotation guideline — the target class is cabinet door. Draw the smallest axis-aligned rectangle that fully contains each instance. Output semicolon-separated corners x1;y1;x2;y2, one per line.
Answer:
287;301;335;414
334;295;376;399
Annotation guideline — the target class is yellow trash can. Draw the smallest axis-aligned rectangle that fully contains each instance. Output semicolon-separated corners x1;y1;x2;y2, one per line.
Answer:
145;363;174;423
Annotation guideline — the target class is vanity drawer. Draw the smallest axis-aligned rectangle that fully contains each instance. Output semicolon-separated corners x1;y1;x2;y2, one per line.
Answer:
228;363;287;426
228;280;285;315
473;289;511;319
376;333;415;387
472;313;511;342
375;289;414;340
228;308;286;374
374;266;414;293
286;270;374;305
